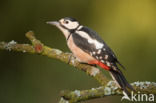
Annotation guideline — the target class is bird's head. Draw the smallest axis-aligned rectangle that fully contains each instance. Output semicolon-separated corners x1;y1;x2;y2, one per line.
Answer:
47;17;80;31
47;17;80;38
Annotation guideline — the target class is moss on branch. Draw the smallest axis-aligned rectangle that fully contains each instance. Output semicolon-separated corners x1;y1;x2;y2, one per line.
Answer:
0;31;109;86
0;31;156;103
59;81;156;103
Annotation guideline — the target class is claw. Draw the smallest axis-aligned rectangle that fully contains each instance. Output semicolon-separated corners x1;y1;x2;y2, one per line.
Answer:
67;53;73;64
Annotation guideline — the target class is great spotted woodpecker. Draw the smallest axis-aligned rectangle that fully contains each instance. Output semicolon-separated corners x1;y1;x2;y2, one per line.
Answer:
47;17;134;95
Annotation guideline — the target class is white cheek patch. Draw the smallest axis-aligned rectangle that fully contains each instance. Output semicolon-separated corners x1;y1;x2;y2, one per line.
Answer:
65;22;79;29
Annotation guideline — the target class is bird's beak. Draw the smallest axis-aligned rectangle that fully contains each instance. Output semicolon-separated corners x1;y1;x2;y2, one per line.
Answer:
46;21;59;26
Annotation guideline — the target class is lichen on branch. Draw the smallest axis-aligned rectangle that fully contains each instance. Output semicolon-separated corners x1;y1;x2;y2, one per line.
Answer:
0;31;156;103
0;31;109;85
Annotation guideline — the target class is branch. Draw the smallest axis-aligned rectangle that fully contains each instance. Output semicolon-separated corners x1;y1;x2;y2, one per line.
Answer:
59;81;156;103
0;31;109;86
1;31;156;103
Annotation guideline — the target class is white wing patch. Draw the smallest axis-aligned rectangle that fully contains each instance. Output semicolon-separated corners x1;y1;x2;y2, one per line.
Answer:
77;25;83;30
75;31;91;40
97;49;101;54
88;39;104;49
76;30;104;49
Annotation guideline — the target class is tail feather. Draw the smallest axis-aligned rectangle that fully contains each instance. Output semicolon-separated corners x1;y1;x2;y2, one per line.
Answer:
118;71;135;91
116;60;126;70
109;69;134;95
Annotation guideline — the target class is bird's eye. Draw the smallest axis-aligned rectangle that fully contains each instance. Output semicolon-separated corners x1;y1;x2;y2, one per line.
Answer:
64;20;69;24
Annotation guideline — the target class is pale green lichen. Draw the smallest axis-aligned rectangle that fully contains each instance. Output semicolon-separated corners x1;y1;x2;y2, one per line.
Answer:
107;81;118;90
90;67;100;76
23;50;26;53
71;59;75;65
74;90;81;97
59;97;69;103
106;81;115;87
5;40;17;51
96;86;103;90
104;87;111;95
32;39;35;42
53;49;62;55
131;81;156;90
70;56;77;66
91;88;95;91
105;80;119;94
145;81;151;85
152;82;156;86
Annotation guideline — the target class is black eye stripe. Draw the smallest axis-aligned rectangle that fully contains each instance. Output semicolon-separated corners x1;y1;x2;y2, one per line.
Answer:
59;22;68;29
58;21;65;27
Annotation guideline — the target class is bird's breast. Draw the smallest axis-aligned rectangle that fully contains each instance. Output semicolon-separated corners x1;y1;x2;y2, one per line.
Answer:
67;36;96;63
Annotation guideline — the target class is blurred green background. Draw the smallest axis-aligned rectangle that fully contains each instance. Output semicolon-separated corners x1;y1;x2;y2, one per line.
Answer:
0;0;156;103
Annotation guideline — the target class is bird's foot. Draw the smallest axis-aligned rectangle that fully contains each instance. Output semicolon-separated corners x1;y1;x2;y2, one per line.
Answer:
67;53;76;64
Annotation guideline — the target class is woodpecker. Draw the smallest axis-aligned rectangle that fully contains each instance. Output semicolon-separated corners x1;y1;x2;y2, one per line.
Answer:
47;17;134;95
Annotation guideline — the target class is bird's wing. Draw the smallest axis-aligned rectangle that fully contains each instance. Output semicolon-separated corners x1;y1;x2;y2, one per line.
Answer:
74;27;117;60
79;26;125;69
72;30;117;68
72;28;134;94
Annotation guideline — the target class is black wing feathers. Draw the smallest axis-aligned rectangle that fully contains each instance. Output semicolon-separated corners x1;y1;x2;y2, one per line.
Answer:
80;26;126;69
80;26;104;43
72;27;134;94
72;32;95;54
79;27;117;61
73;26;126;70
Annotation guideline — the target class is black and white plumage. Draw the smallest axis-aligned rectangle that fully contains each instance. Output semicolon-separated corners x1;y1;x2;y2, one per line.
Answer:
47;17;134;95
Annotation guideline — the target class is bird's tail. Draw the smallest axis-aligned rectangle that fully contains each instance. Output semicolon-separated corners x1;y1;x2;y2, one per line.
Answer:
109;69;135;95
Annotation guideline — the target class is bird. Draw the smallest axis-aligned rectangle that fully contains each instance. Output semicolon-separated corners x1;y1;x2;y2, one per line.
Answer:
47;17;134;95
